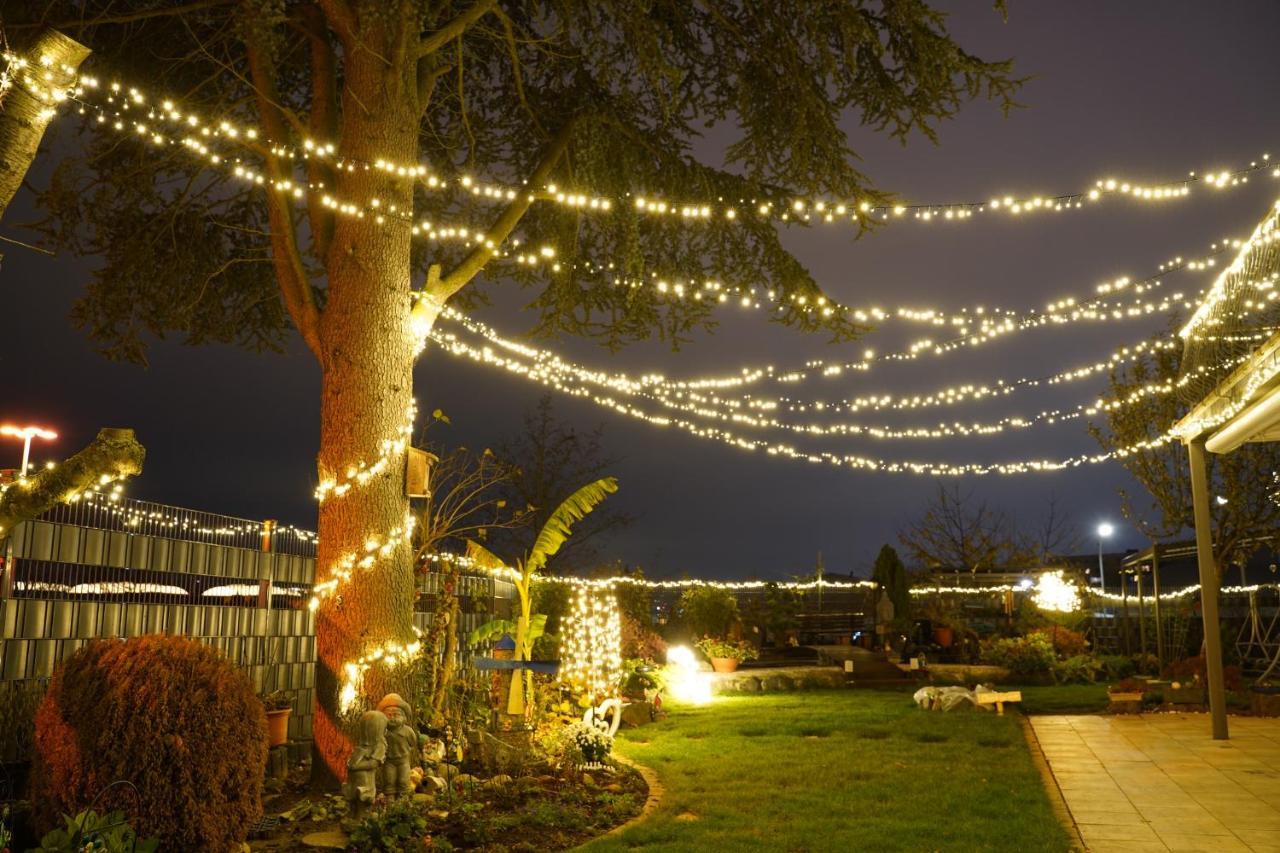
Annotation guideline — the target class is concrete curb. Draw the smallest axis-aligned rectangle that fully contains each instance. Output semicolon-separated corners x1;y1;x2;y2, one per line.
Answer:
1019;715;1088;852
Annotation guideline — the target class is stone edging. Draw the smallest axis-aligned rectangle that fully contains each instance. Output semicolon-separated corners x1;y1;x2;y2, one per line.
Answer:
599;753;664;840
1018;716;1087;852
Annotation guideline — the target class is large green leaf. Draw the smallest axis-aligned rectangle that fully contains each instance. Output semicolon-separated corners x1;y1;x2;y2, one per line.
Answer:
468;618;517;647
526;477;618;574
466;539;520;583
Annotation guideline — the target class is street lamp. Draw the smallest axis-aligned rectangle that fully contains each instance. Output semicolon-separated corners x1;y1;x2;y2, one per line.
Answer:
1096;522;1115;592
0;424;58;477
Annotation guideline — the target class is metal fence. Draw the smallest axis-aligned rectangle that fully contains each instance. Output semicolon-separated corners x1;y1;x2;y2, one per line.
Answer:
0;494;514;765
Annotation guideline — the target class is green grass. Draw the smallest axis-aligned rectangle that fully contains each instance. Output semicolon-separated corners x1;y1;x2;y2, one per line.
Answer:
1016;683;1110;715
581;690;1072;852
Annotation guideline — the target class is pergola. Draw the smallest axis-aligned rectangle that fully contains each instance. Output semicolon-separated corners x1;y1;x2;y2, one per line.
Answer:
1174;199;1280;739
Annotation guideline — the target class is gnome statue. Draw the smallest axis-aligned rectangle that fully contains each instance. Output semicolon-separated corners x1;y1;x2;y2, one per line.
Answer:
377;693;418;797
343;709;388;815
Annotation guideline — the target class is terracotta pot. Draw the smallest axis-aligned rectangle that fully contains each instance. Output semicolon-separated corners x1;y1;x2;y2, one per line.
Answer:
710;657;739;673
932;627;955;648
266;708;292;747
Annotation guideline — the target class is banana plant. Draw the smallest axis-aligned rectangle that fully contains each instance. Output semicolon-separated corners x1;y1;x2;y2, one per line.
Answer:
466;477;618;716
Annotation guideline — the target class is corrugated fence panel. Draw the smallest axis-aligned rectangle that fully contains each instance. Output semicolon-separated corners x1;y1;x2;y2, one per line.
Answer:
2;519;513;753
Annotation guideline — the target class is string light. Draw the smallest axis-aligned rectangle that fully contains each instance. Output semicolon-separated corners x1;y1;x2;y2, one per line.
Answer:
560;588;623;696
31;51;1278;235
1032;570;1081;612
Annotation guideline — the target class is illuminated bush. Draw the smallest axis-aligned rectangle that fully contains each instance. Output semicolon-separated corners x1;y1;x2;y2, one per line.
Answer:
31;635;267;850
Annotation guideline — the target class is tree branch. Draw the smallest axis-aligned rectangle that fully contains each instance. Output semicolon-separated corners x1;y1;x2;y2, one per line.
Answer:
427;116;577;303
418;0;499;57
242;14;324;359
299;3;338;263
36;0;238;31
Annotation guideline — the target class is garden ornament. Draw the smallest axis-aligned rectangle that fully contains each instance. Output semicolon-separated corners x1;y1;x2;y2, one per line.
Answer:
343;709;387;815
377;693;417;797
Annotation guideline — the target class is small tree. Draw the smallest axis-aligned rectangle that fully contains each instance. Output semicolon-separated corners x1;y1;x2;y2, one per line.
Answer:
871;544;909;621
899;484;1023;573
678;586;739;639
493;397;633;575
467;477;618;714
1090;322;1280;570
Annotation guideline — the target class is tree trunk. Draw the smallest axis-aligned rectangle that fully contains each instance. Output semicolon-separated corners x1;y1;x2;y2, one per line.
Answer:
0;29;90;223
310;53;429;784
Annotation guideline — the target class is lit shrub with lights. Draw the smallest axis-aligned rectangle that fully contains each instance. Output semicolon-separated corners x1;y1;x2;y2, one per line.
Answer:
31;635;267;850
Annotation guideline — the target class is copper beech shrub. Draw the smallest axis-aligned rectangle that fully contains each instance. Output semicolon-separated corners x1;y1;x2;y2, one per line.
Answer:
31;634;267;850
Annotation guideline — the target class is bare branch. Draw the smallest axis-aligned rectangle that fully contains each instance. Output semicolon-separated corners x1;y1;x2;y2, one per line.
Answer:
418;0;499;57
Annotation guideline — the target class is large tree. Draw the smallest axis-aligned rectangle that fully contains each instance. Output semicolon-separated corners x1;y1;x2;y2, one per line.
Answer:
1091;321;1280;569
4;1;1021;781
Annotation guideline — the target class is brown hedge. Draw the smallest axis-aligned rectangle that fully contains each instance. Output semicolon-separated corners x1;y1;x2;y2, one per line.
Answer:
31;634;267;851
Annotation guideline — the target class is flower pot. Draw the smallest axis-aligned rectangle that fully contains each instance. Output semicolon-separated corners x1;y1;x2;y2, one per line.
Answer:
1251;685;1280;717
1164;683;1205;708
266;708;292;746
1107;691;1144;714
710;657;739;673
932;627;954;648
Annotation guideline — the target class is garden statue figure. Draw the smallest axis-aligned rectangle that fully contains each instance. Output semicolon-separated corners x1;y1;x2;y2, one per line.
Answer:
377;692;417;797
343;709;387;815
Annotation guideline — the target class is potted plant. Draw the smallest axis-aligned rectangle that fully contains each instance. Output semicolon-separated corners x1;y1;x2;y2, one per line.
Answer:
695;637;759;673
1107;677;1147;714
261;690;293;747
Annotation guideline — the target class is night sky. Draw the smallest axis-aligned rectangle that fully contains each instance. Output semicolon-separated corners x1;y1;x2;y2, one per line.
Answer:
5;2;1280;581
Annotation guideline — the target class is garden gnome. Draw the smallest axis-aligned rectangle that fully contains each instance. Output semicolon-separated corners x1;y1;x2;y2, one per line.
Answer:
377;692;417;797
343;709;387;816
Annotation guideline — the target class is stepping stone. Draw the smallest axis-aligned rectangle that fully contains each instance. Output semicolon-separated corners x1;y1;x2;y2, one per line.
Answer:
301;831;348;849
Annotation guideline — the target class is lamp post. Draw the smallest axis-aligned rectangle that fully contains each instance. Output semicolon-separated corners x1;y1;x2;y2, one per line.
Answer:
0;424;57;477
1096;522;1114;592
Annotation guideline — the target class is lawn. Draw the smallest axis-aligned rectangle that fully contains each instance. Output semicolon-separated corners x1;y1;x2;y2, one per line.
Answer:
1016;683;1110;715
582;690;1072;852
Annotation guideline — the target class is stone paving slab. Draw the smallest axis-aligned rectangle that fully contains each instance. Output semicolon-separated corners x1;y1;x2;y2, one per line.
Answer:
1032;714;1280;851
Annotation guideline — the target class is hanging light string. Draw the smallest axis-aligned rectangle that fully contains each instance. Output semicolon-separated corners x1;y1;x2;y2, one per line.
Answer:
34;50;1280;234
437;300;1264;434
43;55;1274;356
426;321;1192;475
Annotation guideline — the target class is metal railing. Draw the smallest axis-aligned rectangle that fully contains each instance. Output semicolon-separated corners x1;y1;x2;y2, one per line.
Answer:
36;490;317;557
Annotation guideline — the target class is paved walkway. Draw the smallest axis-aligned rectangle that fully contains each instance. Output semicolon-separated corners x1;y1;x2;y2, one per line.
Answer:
1032;714;1280;852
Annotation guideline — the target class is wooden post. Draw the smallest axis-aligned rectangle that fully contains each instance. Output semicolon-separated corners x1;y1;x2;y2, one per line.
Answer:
1121;573;1132;656
1137;570;1147;657
1152;545;1165;671
1187;437;1229;740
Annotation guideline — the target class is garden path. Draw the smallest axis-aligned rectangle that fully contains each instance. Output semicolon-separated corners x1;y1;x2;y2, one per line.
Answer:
1032;714;1280;852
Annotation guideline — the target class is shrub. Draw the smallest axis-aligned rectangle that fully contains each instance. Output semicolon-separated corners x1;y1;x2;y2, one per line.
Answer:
677;586;738;638
695;637;759;662
348;797;432;852
620;611;667;661
1162;656;1242;691
31;635;267;850
982;634;1056;678
1099;655;1137;681
1053;654;1102;684
1029;626;1088;658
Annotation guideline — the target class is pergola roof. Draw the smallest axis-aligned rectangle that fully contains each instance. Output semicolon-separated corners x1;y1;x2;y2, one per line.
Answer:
1175;199;1280;451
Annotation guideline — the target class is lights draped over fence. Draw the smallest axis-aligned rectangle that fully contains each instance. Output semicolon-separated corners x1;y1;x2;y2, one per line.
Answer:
560;588;623;696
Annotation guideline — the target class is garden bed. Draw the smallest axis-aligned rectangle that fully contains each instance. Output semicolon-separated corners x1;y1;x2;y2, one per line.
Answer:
249;759;647;851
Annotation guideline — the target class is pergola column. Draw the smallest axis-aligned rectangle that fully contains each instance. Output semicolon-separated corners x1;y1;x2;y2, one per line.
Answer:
1187;436;1229;740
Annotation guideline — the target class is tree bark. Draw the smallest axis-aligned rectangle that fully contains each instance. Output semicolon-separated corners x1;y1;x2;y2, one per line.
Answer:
309;43;429;784
0;428;145;539
0;29;90;223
